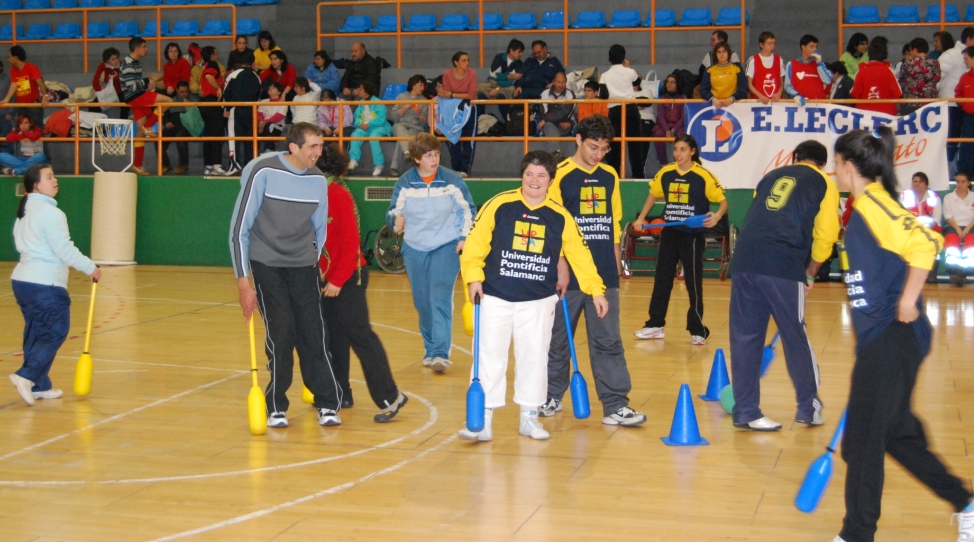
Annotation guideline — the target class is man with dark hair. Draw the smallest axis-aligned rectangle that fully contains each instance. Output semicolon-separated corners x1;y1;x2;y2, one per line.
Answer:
728;140;840;431
0;46;48;128
223;50;262;171
161;81;190;175
515;40;564;98
120;37;173;175
784;34;832;99
388;74;429;176
828;61;854;99
541;114;646;427
477;39;525;100
230;122;344;429
340;42;381;98
746;31;784;104
598;44;645;178
534;71;576;156
699;30;741;83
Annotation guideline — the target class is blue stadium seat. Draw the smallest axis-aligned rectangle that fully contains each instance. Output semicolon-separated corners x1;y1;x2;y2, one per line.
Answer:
437;14;471;31
966;4;974;21
538;11;565;29
163;0;190;4
925;4;960;22
646;9;677;27
201;19;230;35
482;13;503;30
138;20;170;36
53;0;78;8
338;15;371;33
403;14;436;32
0;25;24;40
236;18;260;35
87;22;110;38
846;5;881;23
0;0;22;9
24;24;52;39
110;20;139;37
24;0;48;9
79;0;104;6
885;5;920;23
191;0;220;4
503;12;537;30
571;11;605;28
106;0;133;6
380;84;407;101
679;8;712;26
372;15;397;32
606;10;640;28
247;0;278;5
221;0;246;4
51;23;82;38
135;0;162;5
714;7;749;25
170;20;199;36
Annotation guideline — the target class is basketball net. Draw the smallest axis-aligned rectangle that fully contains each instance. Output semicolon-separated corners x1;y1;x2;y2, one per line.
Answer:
92;119;134;173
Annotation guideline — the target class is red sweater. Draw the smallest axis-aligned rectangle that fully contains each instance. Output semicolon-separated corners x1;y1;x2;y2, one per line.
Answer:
92;62;123;95
163;58;191;90
259;64;296;91
318;179;368;288
955;69;974;115
850;60;902;115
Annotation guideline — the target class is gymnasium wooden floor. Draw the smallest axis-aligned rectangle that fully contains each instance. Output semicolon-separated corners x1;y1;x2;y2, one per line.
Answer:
0;263;971;541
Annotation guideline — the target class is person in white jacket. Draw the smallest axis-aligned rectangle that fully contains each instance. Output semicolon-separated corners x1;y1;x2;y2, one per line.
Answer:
937;27;974;162
290;77;321;126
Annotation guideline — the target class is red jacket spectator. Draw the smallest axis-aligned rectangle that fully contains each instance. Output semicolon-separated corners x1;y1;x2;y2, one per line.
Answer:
163;57;191;92
259;64;296;92
850;60;902;115
92;61;122;96
318;178;367;288
955;68;974;115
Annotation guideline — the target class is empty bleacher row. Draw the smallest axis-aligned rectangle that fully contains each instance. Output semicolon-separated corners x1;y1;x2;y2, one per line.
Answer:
0;19;259;40
845;3;974;23
0;0;274;8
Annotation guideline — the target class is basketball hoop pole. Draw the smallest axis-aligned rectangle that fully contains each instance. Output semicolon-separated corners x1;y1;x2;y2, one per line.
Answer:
92;119;135;173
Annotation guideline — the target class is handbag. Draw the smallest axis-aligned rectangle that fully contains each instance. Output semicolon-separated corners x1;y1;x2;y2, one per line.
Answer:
643;70;661;99
180;106;205;137
95;84;118;104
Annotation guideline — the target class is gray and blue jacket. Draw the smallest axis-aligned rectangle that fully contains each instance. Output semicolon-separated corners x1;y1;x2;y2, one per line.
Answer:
386;166;475;252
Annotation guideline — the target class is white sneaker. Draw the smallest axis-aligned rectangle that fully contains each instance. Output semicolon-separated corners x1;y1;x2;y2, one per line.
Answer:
538;398;562;417
267;411;288;428
955;507;974;542
421;357;434;367
602;406;647;426
211;165;228;175
832;537;848;542
318;408;341;426
372;166;383;176
429;357;452;373
203;165;214;176
796;399;825;426
223;164;241;176
458;409;493;442
348;159;358;171
9;374;35;406
691;335;707;345
634;327;664;340
733;416;783;432
519;412;550;440
32;389;63;400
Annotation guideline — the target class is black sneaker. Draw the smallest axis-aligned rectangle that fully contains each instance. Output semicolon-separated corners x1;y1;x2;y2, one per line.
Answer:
602;406;647;426
317;408;341;426
374;392;409;423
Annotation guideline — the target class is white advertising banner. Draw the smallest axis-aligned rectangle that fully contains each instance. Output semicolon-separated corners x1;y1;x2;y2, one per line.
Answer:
683;101;950;190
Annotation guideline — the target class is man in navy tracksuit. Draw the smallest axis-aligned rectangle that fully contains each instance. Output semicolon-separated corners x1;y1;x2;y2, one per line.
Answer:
728;140;840;431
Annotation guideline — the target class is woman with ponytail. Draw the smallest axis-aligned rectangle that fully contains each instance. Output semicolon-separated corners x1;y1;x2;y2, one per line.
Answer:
9;164;101;407
831;127;974;542
631;134;728;345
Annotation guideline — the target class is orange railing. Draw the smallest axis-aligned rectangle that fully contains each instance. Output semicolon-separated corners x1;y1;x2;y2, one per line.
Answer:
0;4;236;72
317;0;748;67
838;0;967;56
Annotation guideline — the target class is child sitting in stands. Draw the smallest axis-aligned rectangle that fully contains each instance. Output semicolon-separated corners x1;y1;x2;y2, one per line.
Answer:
0;115;47;175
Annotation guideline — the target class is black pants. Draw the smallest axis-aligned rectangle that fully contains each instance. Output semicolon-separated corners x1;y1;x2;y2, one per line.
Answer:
260;124;283;153
645;228;708;337
230;108;254;168
607;104;645;178
200;96;224;167
321;266;399;408
839;322;972;542
161;118;189;169
250;261;341;413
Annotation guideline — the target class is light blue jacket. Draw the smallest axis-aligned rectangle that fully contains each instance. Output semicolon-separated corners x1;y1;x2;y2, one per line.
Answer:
12;193;96;288
386;166;476;252
353;96;392;135
304;63;340;96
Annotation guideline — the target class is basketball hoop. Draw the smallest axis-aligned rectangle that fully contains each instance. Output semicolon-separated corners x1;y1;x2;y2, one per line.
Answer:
92;119;134;173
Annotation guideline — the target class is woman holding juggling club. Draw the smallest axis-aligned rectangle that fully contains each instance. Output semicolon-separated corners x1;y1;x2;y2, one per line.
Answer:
830;127;974;542
9;164;101;406
458;151;606;442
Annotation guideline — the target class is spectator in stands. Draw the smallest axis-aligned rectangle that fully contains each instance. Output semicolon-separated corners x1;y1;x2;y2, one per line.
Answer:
198;46;226;176
700;42;747;109
317;88;353;139
899;37;941;114
900;171;943;233
223;50;261;172
161;81;190;175
120;37;173;176
577;80;607;123
305;50;340;96
943;172;974;286
940;27;974;164
290;77;321;126
227;35;252;70
784;34;831;100
477;39;524;101
0;60;11;148
440;51;478;177
190;48;226;97
600;44;644;178
0;114;46;175
347;80;391;177
253;31;280;73
699;30;741;86
257;82;287;154
515;40;565;99
535;71;576;157
956;47;974;176
840;32;870;77
827;61;854;99
652;74;686;165
746;31;784;104
388;74;429;176
931;31;954;61
260;50;297;103
850;36;902;115
163;43;190;98
0;46;48;128
92;47;124;119
340;42;381;99
895;43;912;77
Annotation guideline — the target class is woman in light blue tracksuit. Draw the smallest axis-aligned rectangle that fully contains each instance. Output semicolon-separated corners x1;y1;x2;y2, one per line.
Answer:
387;132;475;374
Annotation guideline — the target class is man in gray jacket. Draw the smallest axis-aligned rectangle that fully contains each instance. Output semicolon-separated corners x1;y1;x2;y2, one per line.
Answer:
387;74;430;176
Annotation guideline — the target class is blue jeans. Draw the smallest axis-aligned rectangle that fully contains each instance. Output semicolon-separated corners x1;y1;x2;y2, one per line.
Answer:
12;280;71;392
401;240;459;360
0;152;48;175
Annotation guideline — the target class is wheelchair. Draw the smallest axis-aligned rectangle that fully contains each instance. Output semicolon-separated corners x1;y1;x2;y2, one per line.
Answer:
362;225;406;274
620;214;737;280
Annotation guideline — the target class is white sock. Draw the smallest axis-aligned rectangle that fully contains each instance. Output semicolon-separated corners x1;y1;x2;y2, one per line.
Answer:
520;406;538;417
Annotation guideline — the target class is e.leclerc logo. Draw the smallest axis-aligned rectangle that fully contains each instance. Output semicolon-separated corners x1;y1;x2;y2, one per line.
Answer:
687;106;743;162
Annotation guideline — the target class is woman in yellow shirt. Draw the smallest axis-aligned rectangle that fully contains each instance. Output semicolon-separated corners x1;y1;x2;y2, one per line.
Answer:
700;42;747;109
253;31;281;73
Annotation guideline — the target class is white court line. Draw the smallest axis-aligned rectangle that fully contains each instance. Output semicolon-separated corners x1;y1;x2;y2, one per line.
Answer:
54;355;248;373
93;370;149;374
148;433;459;542
372;322;472;357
